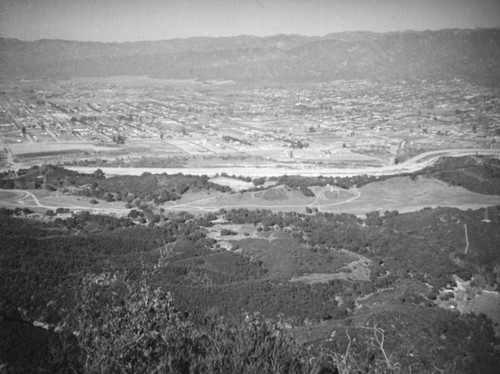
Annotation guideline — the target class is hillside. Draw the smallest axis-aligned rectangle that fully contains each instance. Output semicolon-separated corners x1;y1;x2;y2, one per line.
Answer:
1;29;500;85
1;205;500;372
1;158;500;372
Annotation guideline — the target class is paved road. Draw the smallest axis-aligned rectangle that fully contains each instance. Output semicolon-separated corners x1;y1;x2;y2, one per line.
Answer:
64;148;500;178
1;148;499;215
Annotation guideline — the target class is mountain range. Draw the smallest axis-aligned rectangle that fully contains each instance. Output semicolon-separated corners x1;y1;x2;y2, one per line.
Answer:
1;28;499;85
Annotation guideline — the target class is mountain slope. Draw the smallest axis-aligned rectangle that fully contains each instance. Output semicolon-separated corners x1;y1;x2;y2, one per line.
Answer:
1;29;499;85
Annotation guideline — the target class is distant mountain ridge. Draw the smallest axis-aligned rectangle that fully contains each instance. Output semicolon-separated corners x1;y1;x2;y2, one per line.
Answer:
1;28;499;85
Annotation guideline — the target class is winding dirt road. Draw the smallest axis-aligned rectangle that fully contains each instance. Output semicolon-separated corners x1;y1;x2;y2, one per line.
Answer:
0;189;130;215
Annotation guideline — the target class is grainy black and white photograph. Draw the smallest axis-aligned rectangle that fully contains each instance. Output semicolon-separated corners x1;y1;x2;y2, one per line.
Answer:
1;0;500;372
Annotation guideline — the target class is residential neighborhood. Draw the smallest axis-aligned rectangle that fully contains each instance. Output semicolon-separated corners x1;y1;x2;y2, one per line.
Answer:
1;77;499;170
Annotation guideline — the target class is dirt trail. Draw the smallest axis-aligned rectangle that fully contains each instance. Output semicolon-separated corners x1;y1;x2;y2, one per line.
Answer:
1;189;130;215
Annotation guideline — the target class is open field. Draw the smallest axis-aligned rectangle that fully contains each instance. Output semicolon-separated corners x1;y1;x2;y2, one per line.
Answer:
163;186;314;212
320;176;500;215
0;189;130;215
0;190;22;202
466;292;500;336
6;141;121;165
9;141;119;156
290;250;372;284
125;139;186;155
231;237;357;280
2;173;499;217
161;176;500;215
436;276;500;336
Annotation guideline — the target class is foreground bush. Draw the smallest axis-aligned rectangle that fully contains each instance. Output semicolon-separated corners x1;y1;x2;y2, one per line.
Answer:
62;271;317;374
191;312;308;373
51;268;497;374
68;272;195;373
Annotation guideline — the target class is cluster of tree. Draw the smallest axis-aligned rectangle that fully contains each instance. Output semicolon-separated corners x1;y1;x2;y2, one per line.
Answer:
112;134;126;144
0;212;215;323
0;207;34;217
243;155;500;198
2;205;500;373
1;271;343;373
167;279;349;324
252;176;267;186
3;268;498;373
222;135;253;146
63;156;189;168
155;250;268;287
220;228;238;236
222;207;500;291
117;113;135;122
267;174;397;191
0;165;233;204
216;172;253;183
322;306;499;374
80;172;231;204
10;161;480;206
0;165;100;190
70;115;99;124
283;139;309;148
1;208;363;331
415;155;500;195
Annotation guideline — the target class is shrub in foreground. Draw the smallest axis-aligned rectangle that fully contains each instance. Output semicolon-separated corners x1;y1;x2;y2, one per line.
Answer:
61;271;319;374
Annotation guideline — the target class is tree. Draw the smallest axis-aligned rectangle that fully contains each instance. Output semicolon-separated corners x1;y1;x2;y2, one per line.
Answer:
112;134;126;144
193;312;309;374
253;177;266;186
70;272;195;373
93;169;105;180
65;270;316;374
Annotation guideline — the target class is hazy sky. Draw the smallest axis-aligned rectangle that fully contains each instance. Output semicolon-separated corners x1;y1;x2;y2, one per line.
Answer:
1;0;499;42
